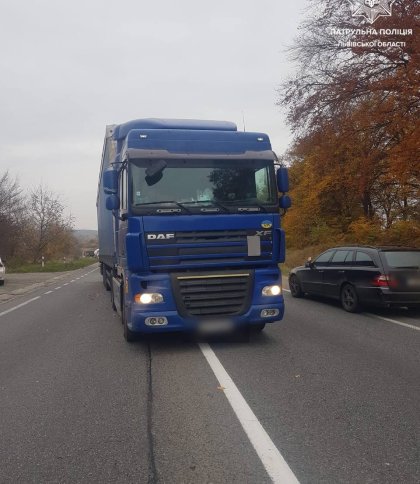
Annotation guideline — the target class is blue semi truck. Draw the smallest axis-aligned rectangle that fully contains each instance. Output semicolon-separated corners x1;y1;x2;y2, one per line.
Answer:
97;118;291;341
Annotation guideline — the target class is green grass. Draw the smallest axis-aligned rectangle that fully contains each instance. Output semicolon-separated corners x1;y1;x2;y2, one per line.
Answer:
9;258;98;274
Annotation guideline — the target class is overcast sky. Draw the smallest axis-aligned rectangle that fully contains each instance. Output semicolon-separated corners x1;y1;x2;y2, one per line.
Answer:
0;0;308;229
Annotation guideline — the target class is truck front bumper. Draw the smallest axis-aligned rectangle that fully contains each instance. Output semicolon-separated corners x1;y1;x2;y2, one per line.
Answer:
129;301;285;333
127;267;285;333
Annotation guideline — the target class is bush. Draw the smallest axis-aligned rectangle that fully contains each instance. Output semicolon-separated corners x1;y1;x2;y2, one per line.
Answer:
347;218;381;245
383;221;420;247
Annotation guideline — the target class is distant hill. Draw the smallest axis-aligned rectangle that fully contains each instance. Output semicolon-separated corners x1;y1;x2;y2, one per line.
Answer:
73;230;98;244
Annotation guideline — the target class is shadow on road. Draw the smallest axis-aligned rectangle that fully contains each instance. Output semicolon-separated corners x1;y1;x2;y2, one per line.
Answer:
127;327;277;351
296;294;420;320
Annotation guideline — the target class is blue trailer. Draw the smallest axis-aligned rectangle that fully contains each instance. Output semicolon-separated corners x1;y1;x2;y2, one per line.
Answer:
97;118;291;341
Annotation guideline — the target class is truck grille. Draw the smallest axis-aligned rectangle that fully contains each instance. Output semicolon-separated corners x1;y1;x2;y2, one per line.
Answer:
146;230;272;270
172;272;253;317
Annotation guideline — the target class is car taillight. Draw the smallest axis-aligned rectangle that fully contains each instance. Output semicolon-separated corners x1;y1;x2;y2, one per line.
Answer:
372;275;397;288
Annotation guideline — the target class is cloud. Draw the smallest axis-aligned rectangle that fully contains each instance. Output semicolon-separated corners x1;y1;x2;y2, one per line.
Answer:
0;0;305;228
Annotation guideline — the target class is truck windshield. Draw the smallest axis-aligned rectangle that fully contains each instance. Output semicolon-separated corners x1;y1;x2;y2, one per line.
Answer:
130;158;276;212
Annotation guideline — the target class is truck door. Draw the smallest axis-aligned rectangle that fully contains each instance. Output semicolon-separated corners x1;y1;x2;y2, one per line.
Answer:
118;167;128;263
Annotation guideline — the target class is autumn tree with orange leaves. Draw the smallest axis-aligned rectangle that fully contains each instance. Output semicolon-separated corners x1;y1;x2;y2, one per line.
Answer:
278;0;419;249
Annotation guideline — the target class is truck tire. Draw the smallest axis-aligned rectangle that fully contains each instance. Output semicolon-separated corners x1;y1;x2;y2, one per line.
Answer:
122;295;136;342
103;267;110;291
341;283;360;313
110;282;117;311
250;323;265;332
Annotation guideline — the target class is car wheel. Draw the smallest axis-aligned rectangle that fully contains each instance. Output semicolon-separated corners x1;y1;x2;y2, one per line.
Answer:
122;295;137;342
289;274;304;298
341;284;360;313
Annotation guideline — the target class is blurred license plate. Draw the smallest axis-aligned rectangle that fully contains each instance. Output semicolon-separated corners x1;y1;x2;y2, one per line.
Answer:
197;319;234;334
406;276;420;288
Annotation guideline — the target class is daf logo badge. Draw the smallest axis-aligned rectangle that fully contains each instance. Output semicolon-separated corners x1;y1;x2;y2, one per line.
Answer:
147;233;175;240
261;221;272;229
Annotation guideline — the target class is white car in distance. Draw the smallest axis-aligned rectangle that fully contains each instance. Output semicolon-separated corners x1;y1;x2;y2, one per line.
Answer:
0;258;5;286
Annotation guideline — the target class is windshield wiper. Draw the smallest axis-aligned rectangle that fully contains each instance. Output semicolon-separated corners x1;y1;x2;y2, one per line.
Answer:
134;201;192;213
226;199;268;212
181;200;230;213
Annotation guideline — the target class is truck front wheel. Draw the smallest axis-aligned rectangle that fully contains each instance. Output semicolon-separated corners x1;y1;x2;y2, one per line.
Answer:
122;296;136;342
250;323;265;332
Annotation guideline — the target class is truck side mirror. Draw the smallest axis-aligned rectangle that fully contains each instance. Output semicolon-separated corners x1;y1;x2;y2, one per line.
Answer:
305;257;314;268
276;167;289;193
103;168;118;194
279;195;292;209
106;194;120;211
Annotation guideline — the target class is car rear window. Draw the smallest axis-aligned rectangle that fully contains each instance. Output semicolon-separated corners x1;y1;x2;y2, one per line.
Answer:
382;251;420;268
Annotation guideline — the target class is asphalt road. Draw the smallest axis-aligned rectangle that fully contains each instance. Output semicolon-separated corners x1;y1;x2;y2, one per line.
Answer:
0;266;419;483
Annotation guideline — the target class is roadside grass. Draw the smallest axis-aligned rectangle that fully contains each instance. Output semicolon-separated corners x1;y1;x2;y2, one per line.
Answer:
9;258;98;274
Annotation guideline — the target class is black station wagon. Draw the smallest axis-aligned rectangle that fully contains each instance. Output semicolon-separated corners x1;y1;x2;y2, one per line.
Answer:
289;246;420;312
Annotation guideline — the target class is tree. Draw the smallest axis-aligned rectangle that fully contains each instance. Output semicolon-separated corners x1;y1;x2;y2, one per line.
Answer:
278;0;420;247
27;185;75;262
0;171;26;259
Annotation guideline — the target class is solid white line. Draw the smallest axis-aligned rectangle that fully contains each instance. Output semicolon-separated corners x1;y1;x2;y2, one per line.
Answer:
0;297;41;318
199;343;300;484
44;290;53;295
365;313;420;331
283;288;418;331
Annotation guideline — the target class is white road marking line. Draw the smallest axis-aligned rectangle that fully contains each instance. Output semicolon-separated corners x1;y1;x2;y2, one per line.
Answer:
365;313;420;331
63;283;69;286
44;291;53;295
284;289;418;331
283;288;291;293
71;280;75;283
0;297;40;318
199;343;300;484
55;286;61;290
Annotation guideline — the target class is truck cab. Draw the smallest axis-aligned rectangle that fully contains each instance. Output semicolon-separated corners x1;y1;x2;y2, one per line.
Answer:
97;118;291;341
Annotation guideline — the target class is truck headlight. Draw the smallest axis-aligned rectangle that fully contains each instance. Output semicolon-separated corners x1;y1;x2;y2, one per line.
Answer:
134;293;164;304
262;285;282;296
